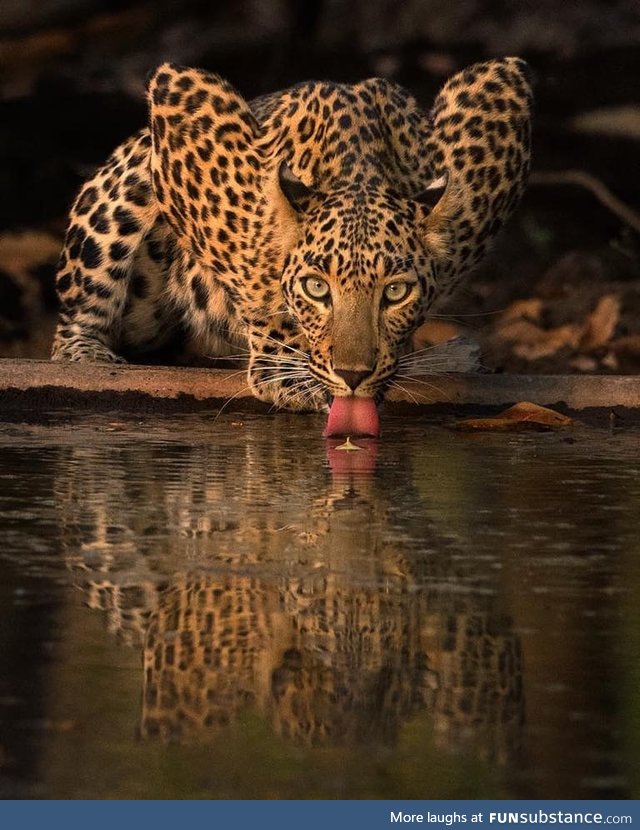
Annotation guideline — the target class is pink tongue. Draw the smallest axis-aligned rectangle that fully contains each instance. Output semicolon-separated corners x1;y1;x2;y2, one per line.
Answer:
323;397;380;438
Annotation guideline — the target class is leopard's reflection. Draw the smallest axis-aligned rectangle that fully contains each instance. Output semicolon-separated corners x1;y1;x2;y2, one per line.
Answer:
57;427;523;763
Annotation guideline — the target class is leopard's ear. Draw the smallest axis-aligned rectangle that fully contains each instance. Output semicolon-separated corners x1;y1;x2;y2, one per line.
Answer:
414;171;457;261
425;58;533;279
278;161;314;213
147;63;263;272
413;172;449;211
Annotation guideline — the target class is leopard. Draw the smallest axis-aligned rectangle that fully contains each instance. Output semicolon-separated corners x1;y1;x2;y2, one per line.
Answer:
51;58;533;417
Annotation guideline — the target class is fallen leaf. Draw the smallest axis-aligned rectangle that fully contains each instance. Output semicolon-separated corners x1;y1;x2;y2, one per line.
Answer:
413;320;460;347
600;352;619;370
496;318;548;345
570;355;598;372
500;298;544;323
455;401;573;432
580;294;620;350
512;323;583;360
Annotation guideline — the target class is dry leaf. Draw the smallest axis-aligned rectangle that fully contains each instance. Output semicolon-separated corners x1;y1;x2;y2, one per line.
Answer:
495;316;583;360
496;318;548;345
570;355;598;372
580;294;620;350
500;298;544;323
512;324;583;360
456;401;573;433
413;320;460;347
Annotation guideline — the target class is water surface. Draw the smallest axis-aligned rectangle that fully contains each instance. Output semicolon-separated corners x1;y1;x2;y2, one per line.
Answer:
0;411;638;799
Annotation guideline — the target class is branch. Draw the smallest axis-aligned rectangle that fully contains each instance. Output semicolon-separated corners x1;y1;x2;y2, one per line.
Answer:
530;170;640;235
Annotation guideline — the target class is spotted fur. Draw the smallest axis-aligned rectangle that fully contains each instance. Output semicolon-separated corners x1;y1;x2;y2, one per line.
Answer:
52;59;533;409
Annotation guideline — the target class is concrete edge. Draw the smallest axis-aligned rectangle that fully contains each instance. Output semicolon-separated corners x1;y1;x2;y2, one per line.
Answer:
0;359;639;414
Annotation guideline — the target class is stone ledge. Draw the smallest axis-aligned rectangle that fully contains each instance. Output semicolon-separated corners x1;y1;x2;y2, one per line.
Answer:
0;358;639;415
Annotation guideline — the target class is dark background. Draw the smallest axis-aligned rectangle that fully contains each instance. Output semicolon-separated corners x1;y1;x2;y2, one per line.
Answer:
1;0;639;371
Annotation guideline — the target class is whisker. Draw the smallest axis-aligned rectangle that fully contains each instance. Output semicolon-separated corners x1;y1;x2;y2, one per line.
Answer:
296;381;325;410
399;354;465;366
208;353;308;372
211;381;256;425
388;379;423;406
428;308;507;320
265;378;323;414
251;373;311;388
207;367;252;383
252;355;307;365
398;359;456;372
398;371;455;381
206;348;251;361
400;345;445;358
401;333;482;370
399;341;460;360
399;351;464;365
251;330;309;359
250;364;316;387
395;373;448;398
211;362;309;420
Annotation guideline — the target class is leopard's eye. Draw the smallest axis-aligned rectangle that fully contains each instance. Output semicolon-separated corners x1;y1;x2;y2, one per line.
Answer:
301;276;330;301
383;282;411;304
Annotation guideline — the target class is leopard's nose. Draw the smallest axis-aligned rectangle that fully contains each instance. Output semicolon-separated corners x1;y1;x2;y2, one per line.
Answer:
334;368;371;391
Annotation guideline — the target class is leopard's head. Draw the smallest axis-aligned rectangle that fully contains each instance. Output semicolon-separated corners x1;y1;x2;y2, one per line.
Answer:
273;162;451;413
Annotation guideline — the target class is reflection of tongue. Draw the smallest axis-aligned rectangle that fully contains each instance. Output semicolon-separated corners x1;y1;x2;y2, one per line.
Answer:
323;397;380;437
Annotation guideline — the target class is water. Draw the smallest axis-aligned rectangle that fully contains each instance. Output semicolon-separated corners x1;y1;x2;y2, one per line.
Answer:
0;410;639;799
